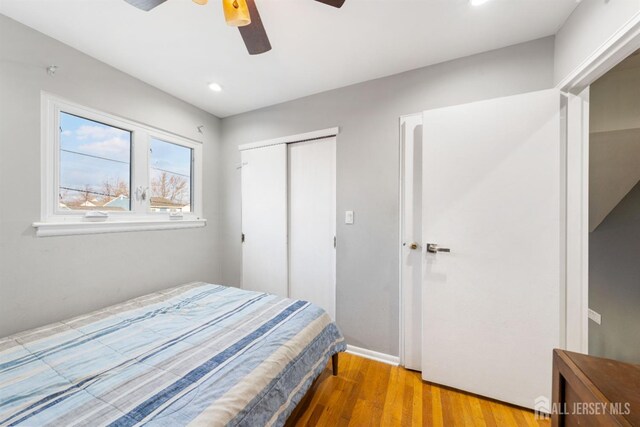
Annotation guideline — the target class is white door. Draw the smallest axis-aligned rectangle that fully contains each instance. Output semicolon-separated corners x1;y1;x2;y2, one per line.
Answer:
288;137;336;319
421;89;562;409
241;144;288;296
401;115;423;371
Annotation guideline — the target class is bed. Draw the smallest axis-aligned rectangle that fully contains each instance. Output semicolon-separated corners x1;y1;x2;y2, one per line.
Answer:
0;282;346;426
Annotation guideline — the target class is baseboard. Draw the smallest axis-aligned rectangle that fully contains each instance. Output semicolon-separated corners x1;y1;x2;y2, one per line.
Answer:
346;345;400;366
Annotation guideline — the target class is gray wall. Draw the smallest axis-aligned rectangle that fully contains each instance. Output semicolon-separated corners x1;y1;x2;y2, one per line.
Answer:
219;37;556;356
589;180;640;363
590;129;640;231
0;16;222;337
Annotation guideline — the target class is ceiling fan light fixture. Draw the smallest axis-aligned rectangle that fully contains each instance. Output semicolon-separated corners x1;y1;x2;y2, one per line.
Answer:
192;0;208;5
223;0;251;27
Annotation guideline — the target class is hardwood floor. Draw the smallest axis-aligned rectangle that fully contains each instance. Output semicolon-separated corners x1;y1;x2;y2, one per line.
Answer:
287;353;551;426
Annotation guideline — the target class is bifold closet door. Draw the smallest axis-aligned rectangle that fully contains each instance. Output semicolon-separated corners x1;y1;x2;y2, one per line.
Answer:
288;138;336;319
241;144;288;297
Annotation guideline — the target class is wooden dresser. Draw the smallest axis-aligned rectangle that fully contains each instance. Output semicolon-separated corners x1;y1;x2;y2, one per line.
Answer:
552;349;640;426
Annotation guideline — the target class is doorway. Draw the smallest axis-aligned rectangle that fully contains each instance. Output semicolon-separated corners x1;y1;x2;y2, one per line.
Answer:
587;49;640;364
562;25;640;357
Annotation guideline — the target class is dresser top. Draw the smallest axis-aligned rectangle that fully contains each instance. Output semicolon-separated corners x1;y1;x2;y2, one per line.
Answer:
558;350;640;425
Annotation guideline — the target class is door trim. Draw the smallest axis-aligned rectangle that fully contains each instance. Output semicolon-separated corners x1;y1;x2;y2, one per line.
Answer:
398;116;405;366
238;127;340;151
398;113;422;368
559;11;640;353
557;12;640;94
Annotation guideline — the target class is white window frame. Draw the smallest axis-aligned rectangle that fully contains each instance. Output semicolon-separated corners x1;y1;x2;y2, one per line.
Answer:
34;92;205;237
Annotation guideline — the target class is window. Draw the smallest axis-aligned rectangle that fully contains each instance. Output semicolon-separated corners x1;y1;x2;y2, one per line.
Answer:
36;93;205;237
150;138;192;213
59;113;132;212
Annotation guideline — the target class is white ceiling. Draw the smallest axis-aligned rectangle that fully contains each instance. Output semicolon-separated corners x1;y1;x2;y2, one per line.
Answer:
0;0;578;117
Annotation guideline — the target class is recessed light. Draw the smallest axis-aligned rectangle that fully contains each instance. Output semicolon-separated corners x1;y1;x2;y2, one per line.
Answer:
470;0;491;5
208;83;222;92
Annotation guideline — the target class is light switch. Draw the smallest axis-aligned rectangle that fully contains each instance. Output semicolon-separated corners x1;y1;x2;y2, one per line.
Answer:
345;210;354;225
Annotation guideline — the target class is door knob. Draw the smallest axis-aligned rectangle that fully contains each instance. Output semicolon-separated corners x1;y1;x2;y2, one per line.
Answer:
427;243;450;254
403;242;420;250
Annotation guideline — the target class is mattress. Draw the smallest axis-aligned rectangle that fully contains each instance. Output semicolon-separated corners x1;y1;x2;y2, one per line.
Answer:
0;283;346;426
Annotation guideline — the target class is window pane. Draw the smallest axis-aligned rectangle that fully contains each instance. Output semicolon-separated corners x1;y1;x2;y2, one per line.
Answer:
149;138;192;213
59;112;131;211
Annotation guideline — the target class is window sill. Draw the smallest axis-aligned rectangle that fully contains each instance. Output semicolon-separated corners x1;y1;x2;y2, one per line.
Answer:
32;218;207;237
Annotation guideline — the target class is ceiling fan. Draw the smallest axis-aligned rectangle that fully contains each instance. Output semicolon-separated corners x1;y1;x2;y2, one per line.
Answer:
124;0;346;55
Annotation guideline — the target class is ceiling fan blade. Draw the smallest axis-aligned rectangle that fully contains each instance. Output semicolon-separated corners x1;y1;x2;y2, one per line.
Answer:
123;0;168;11
238;0;272;55
314;0;345;8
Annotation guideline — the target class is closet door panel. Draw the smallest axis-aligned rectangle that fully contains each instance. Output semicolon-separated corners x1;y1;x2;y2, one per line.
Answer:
241;144;288;296
288;138;336;319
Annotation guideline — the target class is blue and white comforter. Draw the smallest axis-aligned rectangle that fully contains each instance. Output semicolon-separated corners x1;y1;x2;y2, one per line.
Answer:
0;283;346;426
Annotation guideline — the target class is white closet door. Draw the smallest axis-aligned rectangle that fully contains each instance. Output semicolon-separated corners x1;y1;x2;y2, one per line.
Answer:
241;144;288;296
288;138;336;319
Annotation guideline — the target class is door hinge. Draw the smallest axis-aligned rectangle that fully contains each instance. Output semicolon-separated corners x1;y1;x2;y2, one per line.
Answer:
334;236;336;248
241;233;245;243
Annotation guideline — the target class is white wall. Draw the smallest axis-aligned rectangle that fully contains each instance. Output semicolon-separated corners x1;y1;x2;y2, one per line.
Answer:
220;37;556;356
0;15;222;337
554;0;640;85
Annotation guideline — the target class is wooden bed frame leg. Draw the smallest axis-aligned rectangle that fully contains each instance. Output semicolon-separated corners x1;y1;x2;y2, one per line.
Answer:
332;353;339;376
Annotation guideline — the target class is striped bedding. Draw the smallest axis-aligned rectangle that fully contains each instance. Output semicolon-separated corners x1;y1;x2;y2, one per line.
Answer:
0;282;346;426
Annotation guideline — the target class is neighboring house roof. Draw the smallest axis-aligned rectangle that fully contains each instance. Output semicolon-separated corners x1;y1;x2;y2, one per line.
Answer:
64;205;128;212
104;195;130;210
65;196;128;211
150;197;186;208
63;195;184;211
